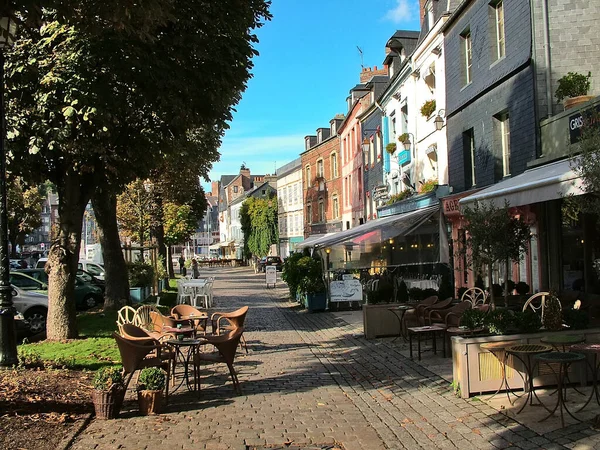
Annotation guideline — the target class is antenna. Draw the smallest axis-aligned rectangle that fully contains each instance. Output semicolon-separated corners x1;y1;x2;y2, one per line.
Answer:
357;46;364;69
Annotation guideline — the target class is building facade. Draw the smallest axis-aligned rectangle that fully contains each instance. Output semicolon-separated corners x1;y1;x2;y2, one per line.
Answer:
276;158;304;258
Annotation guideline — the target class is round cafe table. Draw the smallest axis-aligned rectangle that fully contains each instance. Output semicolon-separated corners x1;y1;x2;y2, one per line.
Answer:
480;341;523;404
166;338;205;392
541;334;585;352
388;305;412;342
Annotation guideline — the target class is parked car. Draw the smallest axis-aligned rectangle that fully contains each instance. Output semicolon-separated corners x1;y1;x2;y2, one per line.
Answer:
13;269;103;310
35;258;105;280
258;256;283;272
14;312;31;339
11;286;48;334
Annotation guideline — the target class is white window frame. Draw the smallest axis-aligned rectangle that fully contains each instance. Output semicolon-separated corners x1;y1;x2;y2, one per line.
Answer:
316;158;324;178
462;30;472;85
494;1;505;60
306;165;311;187
500;113;510;177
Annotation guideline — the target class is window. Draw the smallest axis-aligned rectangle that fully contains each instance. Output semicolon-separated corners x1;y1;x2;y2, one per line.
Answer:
332;195;339;219
306;204;312;224
233;186;238;193
316;159;324;178
318;198;325;222
463;129;476;188
499;113;511;177
293;184;298;204
331;153;338;178
262;189;266;195
491;1;505;61
461;29;472;85
306;165;311;187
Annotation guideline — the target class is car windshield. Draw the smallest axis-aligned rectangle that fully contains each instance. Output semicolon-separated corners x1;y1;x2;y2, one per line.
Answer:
86;264;104;276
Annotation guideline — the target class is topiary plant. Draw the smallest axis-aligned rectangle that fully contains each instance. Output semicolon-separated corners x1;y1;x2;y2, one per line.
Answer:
563;308;590;330
513;310;542;333
515;281;530;296
137;367;166;391
94;366;124;391
543;293;563;331
484;309;514;335
460;308;486;330
555;71;592;101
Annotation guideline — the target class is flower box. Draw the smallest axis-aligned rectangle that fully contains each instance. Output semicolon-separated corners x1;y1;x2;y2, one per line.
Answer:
363;303;403;339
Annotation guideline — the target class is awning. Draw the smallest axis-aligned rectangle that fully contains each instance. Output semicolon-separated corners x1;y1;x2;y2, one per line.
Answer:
209;244;221;250
295;233;336;250
460;158;584;208
313;205;439;249
218;240;234;248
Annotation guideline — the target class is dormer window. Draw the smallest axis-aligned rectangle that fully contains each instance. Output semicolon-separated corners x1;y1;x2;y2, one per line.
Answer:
426;0;434;31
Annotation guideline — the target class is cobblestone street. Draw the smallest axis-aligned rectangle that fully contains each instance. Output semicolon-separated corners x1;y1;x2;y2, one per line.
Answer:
71;267;600;450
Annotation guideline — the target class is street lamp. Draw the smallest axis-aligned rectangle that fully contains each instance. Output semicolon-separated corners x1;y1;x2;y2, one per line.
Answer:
0;13;18;367
434;109;446;131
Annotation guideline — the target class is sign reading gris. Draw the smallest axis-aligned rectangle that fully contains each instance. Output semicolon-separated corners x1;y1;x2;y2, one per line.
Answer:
569;103;600;144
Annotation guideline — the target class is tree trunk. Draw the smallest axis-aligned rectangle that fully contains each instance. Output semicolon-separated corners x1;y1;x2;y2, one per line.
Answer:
488;264;495;310
9;235;16;258
92;190;130;310
504;258;510;307
153;221;168;284
46;172;91;340
167;245;174;279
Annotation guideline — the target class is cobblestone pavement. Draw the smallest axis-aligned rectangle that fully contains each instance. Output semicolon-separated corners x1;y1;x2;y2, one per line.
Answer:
70;267;600;450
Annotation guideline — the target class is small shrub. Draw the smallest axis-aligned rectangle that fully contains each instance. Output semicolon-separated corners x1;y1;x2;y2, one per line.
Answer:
543;293;563;331
282;252;306;299
513;310;542;333
45;355;76;370
515;281;530;296
397;132;410;145
564;308;590;330
93;366;125;391
397;280;409;303
137;367;166;391
18;348;43;369
555;71;592;101
419;178;437;194
127;261;154;287
490;283;503;298
386;190;414;205
460;308;486;330
386;142;397;155
484;309;514;335
420;99;436;117
438;275;453;302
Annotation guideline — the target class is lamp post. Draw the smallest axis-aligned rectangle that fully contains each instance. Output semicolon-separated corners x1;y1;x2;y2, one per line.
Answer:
0;14;18;367
434;109;446;131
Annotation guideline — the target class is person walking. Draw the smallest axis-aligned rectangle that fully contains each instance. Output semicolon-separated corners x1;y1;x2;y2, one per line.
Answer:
191;258;199;279
179;255;185;275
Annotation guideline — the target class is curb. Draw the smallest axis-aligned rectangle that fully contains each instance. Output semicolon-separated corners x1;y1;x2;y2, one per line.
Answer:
57;412;94;450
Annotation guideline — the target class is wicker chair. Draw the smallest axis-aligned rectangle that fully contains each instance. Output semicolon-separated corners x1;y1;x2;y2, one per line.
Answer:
171;305;209;335
116;306;137;334
211;306;249;353
403;296;438;328
112;332;171;403
193;328;244;394
429;301;472;327
418;297;453;325
133;305;162;333
460;287;488;307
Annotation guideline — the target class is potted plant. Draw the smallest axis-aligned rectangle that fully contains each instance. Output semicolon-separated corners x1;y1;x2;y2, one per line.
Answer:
459;308;487;330
297;256;327;312
282;252;306;300
386;142;397;155
397;132;410;147
555;71;593;109
420;99;436;118
418;178;437;194
542;293;563;331
137;367;166;415
92;366;125;420
128;261;154;303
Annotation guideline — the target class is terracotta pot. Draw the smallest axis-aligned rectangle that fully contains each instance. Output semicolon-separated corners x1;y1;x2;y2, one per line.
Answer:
92;385;125;420
137;390;164;415
563;95;594;110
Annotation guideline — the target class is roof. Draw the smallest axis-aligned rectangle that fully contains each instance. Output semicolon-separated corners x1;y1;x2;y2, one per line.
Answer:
276;158;302;177
219;175;236;187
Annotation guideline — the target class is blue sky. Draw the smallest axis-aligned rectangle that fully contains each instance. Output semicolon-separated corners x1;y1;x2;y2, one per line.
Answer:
203;0;421;193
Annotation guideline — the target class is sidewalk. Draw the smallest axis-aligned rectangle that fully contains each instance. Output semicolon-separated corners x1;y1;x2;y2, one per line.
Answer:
70;267;600;450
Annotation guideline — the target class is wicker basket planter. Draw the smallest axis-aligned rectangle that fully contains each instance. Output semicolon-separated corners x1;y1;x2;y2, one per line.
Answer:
137;390;164;415
92;385;125;420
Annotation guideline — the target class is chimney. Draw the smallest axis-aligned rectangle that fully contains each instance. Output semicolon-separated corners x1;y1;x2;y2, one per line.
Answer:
239;165;250;179
211;181;220;196
420;0;427;27
360;65;389;83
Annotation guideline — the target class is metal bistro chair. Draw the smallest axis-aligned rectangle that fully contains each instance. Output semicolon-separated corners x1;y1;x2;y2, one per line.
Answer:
460;287;488;307
522;292;558;322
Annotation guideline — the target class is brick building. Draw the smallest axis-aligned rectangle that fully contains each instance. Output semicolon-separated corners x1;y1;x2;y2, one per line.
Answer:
301;116;344;237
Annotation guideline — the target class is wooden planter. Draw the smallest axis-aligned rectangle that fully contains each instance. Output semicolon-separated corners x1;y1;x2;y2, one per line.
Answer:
451;328;600;398
563;95;594;110
92;386;125;419
137;390;164;415
363;303;403;339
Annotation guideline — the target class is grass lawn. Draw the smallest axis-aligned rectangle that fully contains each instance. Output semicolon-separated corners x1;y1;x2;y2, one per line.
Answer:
19;282;179;371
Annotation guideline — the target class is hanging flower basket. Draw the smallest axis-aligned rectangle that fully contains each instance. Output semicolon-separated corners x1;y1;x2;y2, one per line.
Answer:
420;99;436;118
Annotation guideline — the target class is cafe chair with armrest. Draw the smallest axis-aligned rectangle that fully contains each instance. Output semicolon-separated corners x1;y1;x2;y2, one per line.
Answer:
121;323;175;376
117;306;137;335
403;296;438;328
429;301;472;327
112;332;171;403
171;305;208;335
193;328;244;394
419;297;453;325
211;306;249;354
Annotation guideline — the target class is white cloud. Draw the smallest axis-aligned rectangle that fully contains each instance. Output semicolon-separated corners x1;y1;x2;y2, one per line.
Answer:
383;0;415;24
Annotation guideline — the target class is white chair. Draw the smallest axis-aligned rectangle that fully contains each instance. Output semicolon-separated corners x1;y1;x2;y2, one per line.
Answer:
179;285;194;305
192;284;209;309
205;281;214;307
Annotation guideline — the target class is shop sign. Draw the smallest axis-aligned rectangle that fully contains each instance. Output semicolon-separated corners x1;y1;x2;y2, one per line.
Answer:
265;265;276;287
569;103;600;144
443;198;461;216
330;279;362;302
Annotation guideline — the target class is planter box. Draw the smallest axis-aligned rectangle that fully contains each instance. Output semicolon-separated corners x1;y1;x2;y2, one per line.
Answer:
130;286;152;303
452;328;600;398
306;292;327;313
363;303;403;340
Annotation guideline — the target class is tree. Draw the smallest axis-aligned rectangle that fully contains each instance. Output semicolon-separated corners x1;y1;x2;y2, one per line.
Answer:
571;115;600;212
116;180;159;245
6;2;271;339
240;195;278;258
7;175;44;257
461;201;531;308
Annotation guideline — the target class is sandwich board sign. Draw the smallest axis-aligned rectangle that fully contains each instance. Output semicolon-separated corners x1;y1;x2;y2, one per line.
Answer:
265;265;277;288
329;279;362;302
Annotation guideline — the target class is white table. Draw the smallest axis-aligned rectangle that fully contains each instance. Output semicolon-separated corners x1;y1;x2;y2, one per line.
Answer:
177;279;207;304
404;280;439;290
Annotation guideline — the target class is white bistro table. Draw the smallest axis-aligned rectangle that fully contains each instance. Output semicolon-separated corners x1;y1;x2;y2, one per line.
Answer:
177;279;207;304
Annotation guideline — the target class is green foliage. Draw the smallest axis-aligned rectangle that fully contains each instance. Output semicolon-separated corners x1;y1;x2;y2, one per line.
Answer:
397;279;409;303
457;286;468;300
460;308;487;330
484;309;514;335
564;308;590;330
240;196;279;258
543;293;563;331
513;310;542;333
437;274;453;302
570;112;600;217
420;99;436;117
385;142;397;155
7;175;44;255
398;133;410;144
515;281;530;295
419;178;437;194
367;278;394;304
555;72;592;101
138;367;166;391
294;256;325;295
461;201;531;307
17;348;44;369
387;189;414;205
163;202;198;246
156;255;168;281
282;252;306;299
127;261;154;287
93;366;124;391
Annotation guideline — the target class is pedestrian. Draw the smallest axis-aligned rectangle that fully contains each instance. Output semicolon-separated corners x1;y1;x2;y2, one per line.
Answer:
191;258;199;279
179;255;185;275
